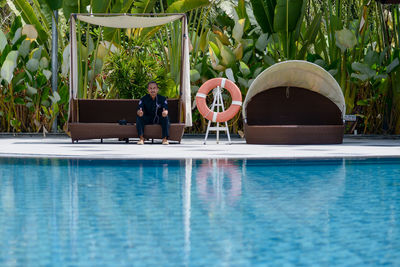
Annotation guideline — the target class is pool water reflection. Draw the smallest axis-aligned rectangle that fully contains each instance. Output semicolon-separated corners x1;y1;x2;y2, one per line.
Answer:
0;158;399;266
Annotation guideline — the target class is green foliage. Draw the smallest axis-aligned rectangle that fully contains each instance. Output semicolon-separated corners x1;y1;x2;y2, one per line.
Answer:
250;0;276;34
0;19;65;133
13;0;49;44
102;49;175;99
273;0;303;32
166;0;210;13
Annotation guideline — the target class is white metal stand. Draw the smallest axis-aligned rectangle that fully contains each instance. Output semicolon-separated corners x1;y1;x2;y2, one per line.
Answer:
204;86;231;145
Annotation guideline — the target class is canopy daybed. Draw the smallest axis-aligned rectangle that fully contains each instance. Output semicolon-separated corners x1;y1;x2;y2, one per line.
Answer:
243;60;345;144
68;13;192;143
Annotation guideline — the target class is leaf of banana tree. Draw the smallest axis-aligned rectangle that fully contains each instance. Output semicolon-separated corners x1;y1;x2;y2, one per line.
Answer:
235;0;250;32
233;19;245;43
166;0;210;13
220;45;235;67
199;28;209;53
0;30;7;52
103;0;135;41
61;43;70;77
335;28;357;53
255;33;269;52
352;62;375;78
62;0;90;19
190;69;200;82
209;41;220;58
213;30;231;46
209;43;220;66
26;58;40;73
18;40;31;58
239;61;250;77
22;25;38;41
43;0;62;10
131;0;157;13
225;68;235;82
273;0;303;33
1;51;19;84
250;0;276;34
387;58;400;74
92;0;112;13
297;13;322;59
12;0;48;44
351;73;368;82
11;28;22;45
364;50;379;66
233;43;243;60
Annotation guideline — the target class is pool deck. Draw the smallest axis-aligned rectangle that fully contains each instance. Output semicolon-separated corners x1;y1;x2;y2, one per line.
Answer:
0;134;400;159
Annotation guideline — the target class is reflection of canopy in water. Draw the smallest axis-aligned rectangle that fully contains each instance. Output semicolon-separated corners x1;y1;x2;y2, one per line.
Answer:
69;13;192;127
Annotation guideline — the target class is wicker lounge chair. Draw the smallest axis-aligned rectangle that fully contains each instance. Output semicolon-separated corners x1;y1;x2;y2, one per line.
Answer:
243;60;346;144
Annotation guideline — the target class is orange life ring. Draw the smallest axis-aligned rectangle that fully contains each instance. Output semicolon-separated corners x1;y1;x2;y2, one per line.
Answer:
196;78;242;122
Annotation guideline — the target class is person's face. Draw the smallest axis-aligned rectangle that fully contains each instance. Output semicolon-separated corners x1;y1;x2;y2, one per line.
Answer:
148;83;159;99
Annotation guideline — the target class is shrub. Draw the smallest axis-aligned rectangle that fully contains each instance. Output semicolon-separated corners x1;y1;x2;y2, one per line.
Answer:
102;48;173;99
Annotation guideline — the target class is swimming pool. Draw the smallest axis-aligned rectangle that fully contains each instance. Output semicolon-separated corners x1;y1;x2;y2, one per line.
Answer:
0;158;399;266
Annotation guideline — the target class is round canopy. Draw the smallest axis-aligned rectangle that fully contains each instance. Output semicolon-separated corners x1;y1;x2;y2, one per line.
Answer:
243;60;345;120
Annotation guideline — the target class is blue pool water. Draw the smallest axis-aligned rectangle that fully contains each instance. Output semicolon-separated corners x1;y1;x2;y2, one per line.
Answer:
0;158;399;266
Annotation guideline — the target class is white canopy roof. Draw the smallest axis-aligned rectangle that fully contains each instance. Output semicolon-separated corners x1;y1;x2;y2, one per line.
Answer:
69;14;192;127
76;14;183;29
243;60;345;119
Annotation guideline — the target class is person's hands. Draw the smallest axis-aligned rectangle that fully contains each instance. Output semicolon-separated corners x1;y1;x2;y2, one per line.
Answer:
137;108;143;117
162;108;168;117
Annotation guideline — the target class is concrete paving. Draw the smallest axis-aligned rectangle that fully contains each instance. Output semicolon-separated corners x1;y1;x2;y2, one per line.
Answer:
1;135;400;159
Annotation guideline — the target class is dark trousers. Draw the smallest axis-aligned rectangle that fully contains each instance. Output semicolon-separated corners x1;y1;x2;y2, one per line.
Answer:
136;115;170;139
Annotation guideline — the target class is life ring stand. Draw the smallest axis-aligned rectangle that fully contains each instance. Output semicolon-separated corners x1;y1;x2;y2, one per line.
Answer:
196;160;242;205
196;78;242;122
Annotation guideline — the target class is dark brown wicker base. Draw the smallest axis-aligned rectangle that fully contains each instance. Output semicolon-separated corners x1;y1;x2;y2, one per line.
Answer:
244;124;344;144
68;98;185;143
69;123;185;143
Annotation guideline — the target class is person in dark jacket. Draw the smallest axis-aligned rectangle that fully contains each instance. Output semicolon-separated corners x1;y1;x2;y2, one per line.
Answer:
136;81;170;145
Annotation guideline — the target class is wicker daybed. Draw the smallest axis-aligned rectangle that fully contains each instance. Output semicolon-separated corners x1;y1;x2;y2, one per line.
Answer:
243;60;346;144
68;99;185;143
67;13;192;143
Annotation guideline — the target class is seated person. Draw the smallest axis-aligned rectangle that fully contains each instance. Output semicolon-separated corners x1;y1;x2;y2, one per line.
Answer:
136;81;170;145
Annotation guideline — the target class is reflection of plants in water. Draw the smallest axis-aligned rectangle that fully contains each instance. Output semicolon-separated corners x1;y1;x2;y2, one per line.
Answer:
196;159;242;207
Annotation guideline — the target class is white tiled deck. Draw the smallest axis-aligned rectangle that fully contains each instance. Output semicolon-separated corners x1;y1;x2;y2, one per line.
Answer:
0;135;400;159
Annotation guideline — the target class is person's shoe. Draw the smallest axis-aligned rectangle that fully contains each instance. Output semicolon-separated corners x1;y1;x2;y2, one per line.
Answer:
137;139;144;145
162;139;169;145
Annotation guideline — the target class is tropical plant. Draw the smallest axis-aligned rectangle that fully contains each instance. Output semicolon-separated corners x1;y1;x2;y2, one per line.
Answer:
0;18;66;132
102;45;175;99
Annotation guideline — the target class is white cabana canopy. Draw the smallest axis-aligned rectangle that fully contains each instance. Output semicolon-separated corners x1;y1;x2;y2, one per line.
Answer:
243;60;345;120
69;13;192;127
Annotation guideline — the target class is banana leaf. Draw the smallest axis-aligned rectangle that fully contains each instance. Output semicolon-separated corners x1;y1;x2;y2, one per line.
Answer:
13;0;49;44
166;0;210;13
92;0;112;13
235;0;250;32
250;0;276;34
1;51;19;84
297;13;322;59
273;0;303;33
131;0;157;13
62;0;90;19
42;0;62;10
